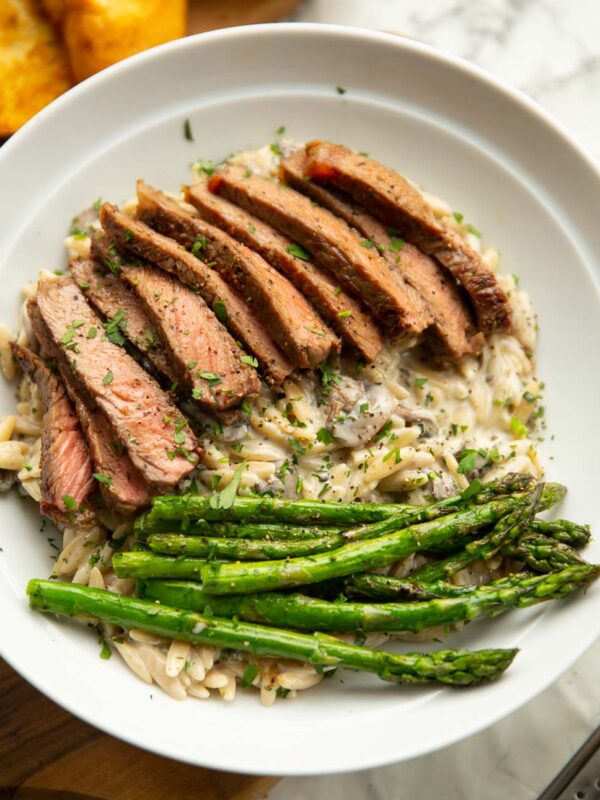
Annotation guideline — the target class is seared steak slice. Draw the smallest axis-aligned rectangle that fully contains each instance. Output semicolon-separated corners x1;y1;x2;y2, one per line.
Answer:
99;204;293;385
35;278;199;491
136;182;339;369
185;180;383;362
71;397;153;515
282;149;482;359
10;342;94;527
27;301;153;515
305;141;511;334
119;260;260;410
207;165;432;336
71;256;176;382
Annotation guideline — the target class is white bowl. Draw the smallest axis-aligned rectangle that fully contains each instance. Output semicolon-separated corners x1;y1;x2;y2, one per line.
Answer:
0;23;599;776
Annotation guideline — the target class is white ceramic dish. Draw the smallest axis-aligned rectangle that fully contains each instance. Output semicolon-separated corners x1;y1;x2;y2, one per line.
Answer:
1;23;599;776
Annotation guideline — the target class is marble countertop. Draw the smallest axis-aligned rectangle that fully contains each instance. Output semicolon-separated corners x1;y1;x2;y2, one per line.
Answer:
272;2;600;797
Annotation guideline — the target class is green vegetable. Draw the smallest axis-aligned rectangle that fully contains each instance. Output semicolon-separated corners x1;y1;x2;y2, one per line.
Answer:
199;494;539;596
145;532;346;560
27;580;517;686
410;483;543;583
139;565;599;633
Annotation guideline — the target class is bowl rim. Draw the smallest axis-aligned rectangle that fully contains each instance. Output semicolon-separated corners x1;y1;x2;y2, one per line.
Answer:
1;22;599;776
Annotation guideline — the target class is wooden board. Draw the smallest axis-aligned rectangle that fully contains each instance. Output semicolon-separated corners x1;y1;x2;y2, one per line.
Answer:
188;0;300;34
0;657;280;799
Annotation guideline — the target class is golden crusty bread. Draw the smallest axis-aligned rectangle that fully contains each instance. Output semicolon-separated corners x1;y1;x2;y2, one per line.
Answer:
41;0;187;83
0;0;73;137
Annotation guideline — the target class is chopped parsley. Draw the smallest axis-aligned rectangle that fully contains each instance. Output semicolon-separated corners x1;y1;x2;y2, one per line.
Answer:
102;370;114;385
336;86;347;95
383;446;402;464
316;428;335;445
276;125;286;135
457;448;500;475
214;299;227;323
194;158;215;177
453;211;464;223
103;309;127;346
241;400;252;415
286;244;310;261
319;363;341;396
360;239;374;249
93;473;112;485
270;142;283;157
359;403;369;414
241;662;259;687
62;494;77;511
337;309;352;318
191;236;208;257
87;327;97;339
183;118;194;141
187;360;198;370
199;370;222;386
374;420;393;443
389;237;404;253
466;223;481;238
240;354;259;368
510;417;528;438
209;460;247;510
414;377;427;389
309;328;326;337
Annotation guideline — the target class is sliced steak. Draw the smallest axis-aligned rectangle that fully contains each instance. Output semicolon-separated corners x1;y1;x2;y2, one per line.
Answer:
282;149;482;359
28;300;153;515
119;260;260;410
34;278;199;491
10;342;95;527
99;204;293;385
185;180;383;362
305;141;511;334
70;256;176;382
207;165;432;336
136;182;339;369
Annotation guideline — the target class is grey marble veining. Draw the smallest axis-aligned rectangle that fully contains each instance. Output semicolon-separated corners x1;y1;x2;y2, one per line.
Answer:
275;2;600;798
291;0;600;159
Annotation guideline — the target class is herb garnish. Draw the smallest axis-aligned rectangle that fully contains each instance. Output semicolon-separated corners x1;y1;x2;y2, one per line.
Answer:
183;118;194;141
286;244;310;261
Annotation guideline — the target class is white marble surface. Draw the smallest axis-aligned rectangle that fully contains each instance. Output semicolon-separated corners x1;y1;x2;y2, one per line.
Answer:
271;2;600;797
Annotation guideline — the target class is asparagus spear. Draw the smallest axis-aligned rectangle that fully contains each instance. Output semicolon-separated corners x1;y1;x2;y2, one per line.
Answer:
27;579;517;686
140;473;531;532
502;535;588;572
409;484;544;583
426;517;591;555
136;521;348;541
112;551;210;579
146;533;346;559
200;487;564;596
527;519;591;548
342;572;529;602
138;565;599;633
341;474;534;543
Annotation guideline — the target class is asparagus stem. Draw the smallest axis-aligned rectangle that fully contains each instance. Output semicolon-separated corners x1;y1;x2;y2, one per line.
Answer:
136;473;534;538
409;484;544;583
343;572;531;602
146;533;346;559
199;494;532;596
341;473;534;543
27;579;517;686
138;565;599;633
112;551;210;579
502;535;588;572
136;521;348;541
